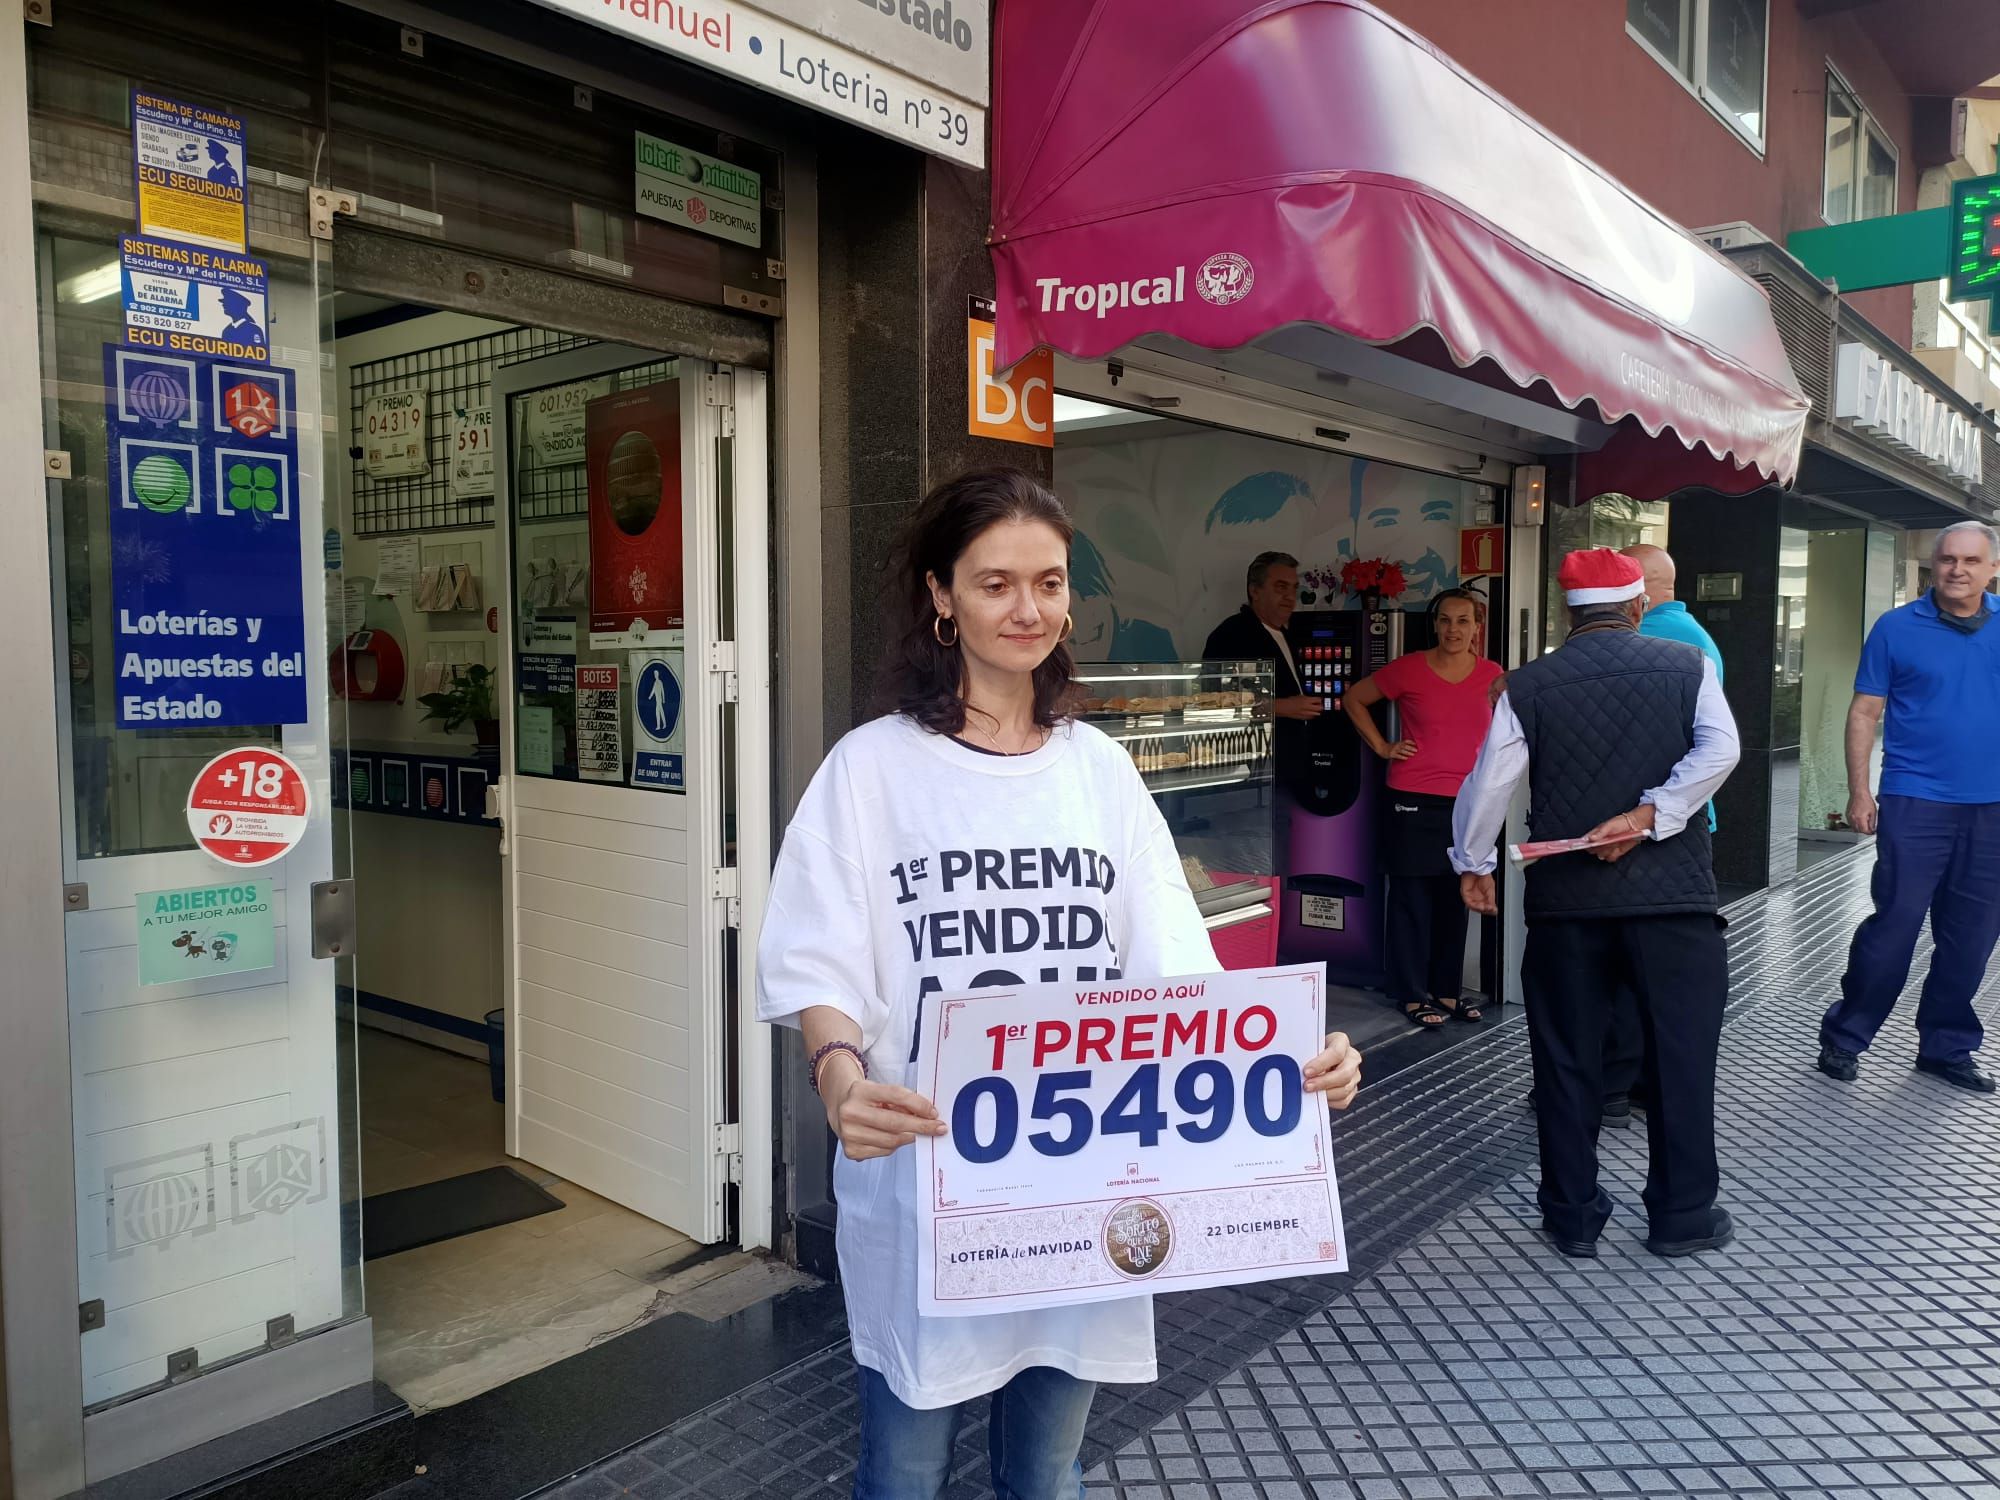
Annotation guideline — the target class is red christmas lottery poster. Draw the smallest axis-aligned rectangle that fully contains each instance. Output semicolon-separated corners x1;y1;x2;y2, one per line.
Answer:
585;383;683;637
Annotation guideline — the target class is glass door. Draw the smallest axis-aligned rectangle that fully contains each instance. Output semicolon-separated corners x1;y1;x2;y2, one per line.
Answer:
41;223;363;1412
490;345;736;1241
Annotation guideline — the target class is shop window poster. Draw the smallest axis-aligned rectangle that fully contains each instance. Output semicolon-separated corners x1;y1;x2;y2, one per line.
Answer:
136;880;275;986
585;383;684;642
120;236;269;366
130;89;247;255
1055;428;1480;663
102;345;307;728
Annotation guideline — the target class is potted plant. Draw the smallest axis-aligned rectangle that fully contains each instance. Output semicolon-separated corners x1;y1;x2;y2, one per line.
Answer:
417;663;500;760
1338;556;1409;610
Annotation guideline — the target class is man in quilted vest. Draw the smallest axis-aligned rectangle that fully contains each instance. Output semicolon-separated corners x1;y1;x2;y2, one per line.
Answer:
1451;549;1741;1260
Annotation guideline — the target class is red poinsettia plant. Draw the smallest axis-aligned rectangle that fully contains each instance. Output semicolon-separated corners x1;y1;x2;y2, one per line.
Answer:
1339;556;1408;600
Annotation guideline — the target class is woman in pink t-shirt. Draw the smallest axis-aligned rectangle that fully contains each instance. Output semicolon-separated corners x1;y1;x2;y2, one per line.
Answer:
1343;590;1503;1029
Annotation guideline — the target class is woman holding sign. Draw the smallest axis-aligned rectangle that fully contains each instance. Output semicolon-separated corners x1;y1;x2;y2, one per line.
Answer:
758;469;1363;1500
1342;588;1502;1029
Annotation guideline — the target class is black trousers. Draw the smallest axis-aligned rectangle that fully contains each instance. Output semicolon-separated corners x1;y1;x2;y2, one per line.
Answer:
1603;983;1644;1100
1522;914;1726;1243
1385;873;1469;1004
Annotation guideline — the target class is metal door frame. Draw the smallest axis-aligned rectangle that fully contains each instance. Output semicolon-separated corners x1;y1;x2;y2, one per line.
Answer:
489;342;772;1248
24;230;365;1489
7;219;369;1500
0;14;87;1496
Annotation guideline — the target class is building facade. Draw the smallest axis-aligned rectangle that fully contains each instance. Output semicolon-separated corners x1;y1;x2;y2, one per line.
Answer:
7;4;2000;1498
1374;0;2000;891
0;1;997;1494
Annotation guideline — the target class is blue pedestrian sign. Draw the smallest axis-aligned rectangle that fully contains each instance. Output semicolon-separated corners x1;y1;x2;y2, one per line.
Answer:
637;660;681;739
630;650;686;792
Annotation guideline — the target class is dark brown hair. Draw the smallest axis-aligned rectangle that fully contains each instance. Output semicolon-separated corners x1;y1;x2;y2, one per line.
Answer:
1429;586;1487;626
1245;550;1299;598
878;468;1080;736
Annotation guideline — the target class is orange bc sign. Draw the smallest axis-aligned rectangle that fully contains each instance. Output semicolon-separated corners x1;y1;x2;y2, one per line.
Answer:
968;297;1053;447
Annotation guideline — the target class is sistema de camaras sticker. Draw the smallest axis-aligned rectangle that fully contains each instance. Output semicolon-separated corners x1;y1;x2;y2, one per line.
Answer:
131;89;248;254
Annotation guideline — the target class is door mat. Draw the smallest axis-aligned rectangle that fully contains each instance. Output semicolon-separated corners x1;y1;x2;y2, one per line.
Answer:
362;1165;563;1260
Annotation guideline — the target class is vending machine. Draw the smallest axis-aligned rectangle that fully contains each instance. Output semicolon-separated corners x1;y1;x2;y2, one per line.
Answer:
1279;605;1404;985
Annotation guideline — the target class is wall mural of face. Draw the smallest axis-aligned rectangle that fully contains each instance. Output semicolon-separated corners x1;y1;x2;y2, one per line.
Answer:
1055;431;1480;660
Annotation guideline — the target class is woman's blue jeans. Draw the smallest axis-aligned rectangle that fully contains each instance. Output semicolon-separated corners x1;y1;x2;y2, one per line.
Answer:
853;1363;1093;1500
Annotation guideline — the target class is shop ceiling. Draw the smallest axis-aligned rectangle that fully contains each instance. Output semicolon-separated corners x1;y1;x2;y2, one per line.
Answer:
1122;331;1603;468
1796;444;1983;528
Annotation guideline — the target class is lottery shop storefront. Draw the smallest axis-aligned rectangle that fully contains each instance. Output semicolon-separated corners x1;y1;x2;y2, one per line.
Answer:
0;0;980;1496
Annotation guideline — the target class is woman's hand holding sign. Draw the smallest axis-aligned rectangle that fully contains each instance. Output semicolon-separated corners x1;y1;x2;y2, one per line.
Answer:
1305;1032;1362;1112
805;1005;948;1161
829;1072;947;1161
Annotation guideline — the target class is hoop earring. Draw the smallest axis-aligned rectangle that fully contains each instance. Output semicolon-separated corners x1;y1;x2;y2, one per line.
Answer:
1059;614;1075;643
933;615;959;648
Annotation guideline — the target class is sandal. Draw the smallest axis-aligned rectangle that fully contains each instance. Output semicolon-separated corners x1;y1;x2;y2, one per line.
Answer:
1437;996;1485;1024
1401;999;1449;1028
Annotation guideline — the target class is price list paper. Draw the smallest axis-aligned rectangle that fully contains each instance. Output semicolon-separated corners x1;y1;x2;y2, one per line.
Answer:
574;664;623;782
915;964;1346;1316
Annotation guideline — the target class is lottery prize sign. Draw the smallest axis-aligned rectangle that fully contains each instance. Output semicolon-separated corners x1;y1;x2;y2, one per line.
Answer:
916;964;1346;1317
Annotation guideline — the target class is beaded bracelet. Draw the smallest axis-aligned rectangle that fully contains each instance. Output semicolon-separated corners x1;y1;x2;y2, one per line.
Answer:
808;1039;868;1096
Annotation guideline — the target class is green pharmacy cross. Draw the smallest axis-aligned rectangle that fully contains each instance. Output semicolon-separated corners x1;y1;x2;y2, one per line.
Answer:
1949;173;2000;305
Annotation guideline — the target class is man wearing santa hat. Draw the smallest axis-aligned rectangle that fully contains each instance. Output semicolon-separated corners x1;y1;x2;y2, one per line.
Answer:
1451;548;1741;1260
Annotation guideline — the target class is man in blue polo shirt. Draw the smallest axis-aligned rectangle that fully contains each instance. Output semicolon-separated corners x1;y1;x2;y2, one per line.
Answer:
1819;522;2000;1093
1624;546;1725;820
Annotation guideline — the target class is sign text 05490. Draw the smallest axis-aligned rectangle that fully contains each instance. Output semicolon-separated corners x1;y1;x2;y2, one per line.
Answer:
916;965;1346;1316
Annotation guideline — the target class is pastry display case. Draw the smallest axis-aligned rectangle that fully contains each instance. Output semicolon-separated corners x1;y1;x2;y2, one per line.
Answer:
1075;661;1279;969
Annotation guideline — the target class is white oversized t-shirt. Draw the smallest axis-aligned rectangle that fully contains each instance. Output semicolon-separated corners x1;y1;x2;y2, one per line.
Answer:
757;714;1221;1409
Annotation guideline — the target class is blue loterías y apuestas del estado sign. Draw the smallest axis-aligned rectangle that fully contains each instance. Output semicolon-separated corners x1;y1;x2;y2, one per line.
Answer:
102;344;308;728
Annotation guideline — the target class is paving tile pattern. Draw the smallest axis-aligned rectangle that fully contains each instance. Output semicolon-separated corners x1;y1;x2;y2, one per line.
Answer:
551;848;2000;1499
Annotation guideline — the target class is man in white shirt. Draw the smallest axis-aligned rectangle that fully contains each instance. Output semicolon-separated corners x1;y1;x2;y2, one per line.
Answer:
1201;551;1320;723
1453;549;1740;1261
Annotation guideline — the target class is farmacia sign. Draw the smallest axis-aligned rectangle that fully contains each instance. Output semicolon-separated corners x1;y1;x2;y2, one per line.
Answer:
1834;343;1985;487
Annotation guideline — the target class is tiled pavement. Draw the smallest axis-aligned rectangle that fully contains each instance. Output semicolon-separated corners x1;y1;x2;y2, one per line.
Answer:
550;847;2000;1499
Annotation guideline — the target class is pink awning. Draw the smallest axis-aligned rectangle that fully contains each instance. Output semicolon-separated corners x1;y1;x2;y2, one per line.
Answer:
990;0;1810;496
